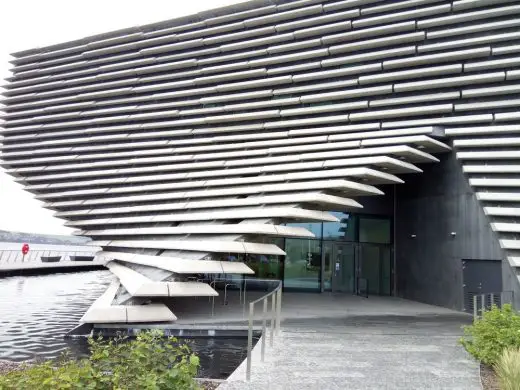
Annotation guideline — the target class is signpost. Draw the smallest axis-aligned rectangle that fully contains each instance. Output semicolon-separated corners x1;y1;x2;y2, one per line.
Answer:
21;243;29;262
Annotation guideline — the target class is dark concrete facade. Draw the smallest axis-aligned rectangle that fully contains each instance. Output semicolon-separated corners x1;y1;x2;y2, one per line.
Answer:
502;255;520;310
395;151;506;311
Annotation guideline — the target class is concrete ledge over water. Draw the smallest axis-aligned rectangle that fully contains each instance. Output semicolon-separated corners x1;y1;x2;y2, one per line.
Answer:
0;260;105;276
66;322;262;339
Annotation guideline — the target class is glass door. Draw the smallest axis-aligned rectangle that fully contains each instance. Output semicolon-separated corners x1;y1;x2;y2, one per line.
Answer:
331;243;356;293
358;244;393;295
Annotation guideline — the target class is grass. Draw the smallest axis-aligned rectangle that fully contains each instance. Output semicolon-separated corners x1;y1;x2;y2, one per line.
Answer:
494;347;520;390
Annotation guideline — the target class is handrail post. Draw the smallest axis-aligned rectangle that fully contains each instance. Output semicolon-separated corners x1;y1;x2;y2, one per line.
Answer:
481;293;486;316
209;280;216;302
243;279;248;318
261;299;267;362
276;285;282;335
224;283;237;305
270;292;276;347
246;302;254;381
473;295;478;320
244;279;248;305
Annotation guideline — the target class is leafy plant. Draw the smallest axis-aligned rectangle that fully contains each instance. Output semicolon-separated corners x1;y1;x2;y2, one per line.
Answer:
89;329;200;390
0;330;200;390
494;347;520;390
0;359;97;389
460;304;520;365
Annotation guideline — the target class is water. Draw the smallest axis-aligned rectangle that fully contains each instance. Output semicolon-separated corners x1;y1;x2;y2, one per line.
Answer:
0;271;248;378
0;271;112;361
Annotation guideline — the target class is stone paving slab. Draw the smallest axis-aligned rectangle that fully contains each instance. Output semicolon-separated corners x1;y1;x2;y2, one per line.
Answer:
219;314;480;390
172;292;472;326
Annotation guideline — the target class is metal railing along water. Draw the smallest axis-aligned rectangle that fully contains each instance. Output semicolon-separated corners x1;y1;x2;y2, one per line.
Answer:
194;276;282;380
0;250;99;265
243;278;282;382
472;291;514;320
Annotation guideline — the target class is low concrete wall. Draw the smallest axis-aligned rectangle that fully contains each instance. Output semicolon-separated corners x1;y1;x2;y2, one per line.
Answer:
0;260;105;276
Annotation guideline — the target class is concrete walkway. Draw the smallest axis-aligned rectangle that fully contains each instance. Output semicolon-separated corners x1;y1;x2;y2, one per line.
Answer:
171;292;466;325
218;295;481;390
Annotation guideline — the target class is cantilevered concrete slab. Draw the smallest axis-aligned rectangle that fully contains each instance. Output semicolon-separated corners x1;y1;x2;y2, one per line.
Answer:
106;261;218;297
80;280;177;324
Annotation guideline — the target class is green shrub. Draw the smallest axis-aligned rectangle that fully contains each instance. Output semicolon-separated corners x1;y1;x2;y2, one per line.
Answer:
495;347;520;390
0;359;97;390
460;304;520;365
0;330;200;390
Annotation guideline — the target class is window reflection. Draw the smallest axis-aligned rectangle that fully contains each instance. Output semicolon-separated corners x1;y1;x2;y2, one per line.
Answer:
245;254;282;280
245;214;394;294
359;217;391;244
323;213;356;241
286;222;322;238
284;238;321;291
323;241;333;291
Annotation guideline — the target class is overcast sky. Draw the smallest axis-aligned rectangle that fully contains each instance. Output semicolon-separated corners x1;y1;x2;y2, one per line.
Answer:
0;0;243;235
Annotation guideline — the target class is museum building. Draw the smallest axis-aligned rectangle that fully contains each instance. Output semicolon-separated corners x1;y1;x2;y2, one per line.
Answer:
1;0;520;322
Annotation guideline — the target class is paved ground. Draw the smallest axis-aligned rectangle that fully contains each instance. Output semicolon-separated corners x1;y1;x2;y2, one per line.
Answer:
171;292;465;325
217;294;480;390
92;290;482;389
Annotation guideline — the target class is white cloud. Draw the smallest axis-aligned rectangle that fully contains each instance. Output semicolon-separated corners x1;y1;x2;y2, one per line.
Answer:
0;0;242;235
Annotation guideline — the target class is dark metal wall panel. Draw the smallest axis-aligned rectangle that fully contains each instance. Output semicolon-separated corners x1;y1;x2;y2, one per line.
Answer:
395;152;503;310
462;259;502;313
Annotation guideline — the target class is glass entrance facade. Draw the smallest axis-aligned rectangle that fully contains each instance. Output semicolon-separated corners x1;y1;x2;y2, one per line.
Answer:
284;213;394;295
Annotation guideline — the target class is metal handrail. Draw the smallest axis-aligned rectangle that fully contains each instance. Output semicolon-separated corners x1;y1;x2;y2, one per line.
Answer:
242;277;280;307
0;249;98;264
245;279;282;382
472;290;514;320
208;277;243;316
224;283;238;305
